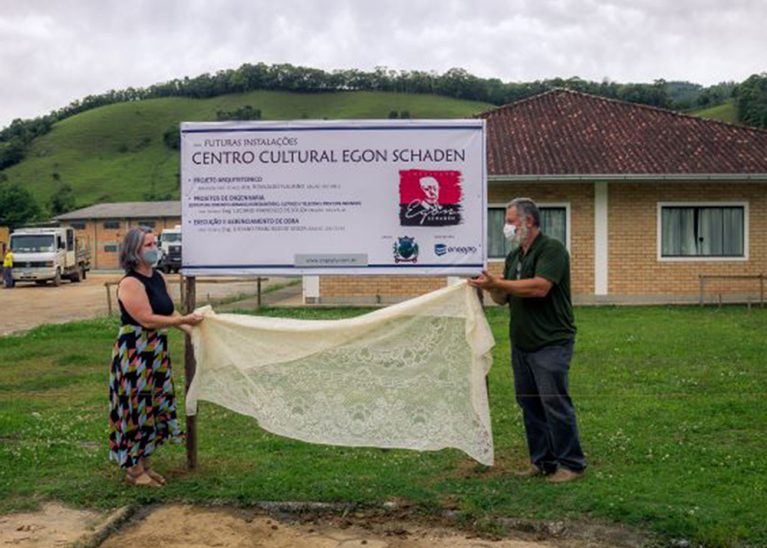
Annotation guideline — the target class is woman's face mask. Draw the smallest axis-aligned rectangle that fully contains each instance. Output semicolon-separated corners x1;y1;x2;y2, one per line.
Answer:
142;249;159;267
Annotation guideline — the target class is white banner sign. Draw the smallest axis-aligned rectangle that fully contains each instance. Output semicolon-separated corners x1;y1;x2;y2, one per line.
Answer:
180;120;486;276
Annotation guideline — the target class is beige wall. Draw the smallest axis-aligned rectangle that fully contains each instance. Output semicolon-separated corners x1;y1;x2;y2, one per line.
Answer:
320;275;448;304
609;182;766;297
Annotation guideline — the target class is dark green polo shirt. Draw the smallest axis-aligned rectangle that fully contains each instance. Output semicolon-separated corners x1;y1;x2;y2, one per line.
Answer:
503;233;576;351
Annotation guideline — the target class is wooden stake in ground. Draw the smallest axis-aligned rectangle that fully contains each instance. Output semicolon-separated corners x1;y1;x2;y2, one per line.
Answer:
475;286;491;405
183;276;197;470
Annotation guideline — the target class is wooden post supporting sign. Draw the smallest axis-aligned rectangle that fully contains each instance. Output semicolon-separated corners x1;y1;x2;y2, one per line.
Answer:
183;276;197;470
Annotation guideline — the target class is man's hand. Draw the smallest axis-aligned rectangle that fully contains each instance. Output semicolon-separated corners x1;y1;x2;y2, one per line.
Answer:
469;271;509;305
468;270;499;290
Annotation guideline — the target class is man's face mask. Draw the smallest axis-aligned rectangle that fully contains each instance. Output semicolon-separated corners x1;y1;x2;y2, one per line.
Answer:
503;223;517;243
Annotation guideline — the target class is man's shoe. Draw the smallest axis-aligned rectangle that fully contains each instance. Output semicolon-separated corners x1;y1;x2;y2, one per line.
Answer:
513;465;544;478
546;468;585;484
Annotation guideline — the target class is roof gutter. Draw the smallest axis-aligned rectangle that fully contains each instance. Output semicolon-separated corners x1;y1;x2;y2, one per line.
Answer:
488;173;767;183
55;214;181;221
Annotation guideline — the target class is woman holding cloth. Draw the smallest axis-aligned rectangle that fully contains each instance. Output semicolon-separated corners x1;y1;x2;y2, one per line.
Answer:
108;226;203;487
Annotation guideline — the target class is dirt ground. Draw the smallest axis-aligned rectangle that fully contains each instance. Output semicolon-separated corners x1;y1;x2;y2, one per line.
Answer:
0;272;298;336
0;503;107;547
102;505;557;548
0;502;644;547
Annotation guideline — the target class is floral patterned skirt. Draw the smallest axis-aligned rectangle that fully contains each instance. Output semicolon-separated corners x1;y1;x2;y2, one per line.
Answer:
108;324;182;468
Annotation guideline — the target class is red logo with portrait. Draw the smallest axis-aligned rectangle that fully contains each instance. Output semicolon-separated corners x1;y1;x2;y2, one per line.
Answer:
399;169;462;226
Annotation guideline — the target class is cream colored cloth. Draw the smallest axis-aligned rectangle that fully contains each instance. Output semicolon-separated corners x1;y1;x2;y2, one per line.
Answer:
187;281;495;465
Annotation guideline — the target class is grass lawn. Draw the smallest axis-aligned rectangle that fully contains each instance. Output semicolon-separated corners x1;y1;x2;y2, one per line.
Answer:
690;99;739;125
1;305;765;546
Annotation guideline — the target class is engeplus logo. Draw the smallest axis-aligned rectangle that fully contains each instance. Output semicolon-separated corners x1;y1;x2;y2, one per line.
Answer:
434;243;477;256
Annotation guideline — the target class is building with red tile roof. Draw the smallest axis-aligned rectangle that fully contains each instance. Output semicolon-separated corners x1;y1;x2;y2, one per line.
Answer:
318;89;767;304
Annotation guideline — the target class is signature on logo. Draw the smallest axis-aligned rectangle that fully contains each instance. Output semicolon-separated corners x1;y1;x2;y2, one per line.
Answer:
403;201;461;226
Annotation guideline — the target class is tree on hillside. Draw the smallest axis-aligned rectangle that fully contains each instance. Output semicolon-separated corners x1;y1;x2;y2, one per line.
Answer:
216;105;262;121
616;80;670;108
0;139;25;170
48;182;76;216
163;126;181;150
0;117;52;169
0;184;41;229
696;81;736;108
663;81;710;110
735;74;767;128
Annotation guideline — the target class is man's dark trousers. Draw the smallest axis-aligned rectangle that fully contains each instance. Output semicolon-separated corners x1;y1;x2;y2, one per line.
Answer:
511;339;586;473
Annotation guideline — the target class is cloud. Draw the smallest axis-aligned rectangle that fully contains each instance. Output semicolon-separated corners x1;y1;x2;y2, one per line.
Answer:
1;0;765;128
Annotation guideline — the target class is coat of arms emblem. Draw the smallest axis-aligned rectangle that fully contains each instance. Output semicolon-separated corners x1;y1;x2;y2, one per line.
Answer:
393;236;419;263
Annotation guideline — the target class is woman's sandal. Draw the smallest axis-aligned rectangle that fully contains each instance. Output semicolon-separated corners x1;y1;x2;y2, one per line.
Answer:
125;470;162;488
144;468;167;485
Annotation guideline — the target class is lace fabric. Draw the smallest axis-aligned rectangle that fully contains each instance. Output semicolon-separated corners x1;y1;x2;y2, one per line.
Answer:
187;281;495;465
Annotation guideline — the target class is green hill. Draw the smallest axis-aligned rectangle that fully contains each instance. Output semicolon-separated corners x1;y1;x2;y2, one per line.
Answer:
690;98;739;124
3;90;493;209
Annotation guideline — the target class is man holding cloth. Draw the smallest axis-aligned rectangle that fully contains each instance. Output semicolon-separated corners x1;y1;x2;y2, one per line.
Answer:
469;197;586;483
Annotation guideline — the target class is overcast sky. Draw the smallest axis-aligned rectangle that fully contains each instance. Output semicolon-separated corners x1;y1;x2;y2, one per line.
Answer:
1;0;765;129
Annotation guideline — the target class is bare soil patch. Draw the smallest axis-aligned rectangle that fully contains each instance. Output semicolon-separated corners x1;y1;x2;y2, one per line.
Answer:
0;502;649;548
0;502;108;547
101;504;554;547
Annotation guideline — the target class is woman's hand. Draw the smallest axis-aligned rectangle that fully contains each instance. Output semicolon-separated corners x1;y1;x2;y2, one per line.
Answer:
175;312;203;334
181;312;204;326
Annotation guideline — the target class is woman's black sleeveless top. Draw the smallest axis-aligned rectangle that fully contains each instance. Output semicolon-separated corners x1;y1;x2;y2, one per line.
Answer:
118;270;175;326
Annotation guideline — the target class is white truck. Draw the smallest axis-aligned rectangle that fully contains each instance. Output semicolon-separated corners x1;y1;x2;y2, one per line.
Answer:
10;227;90;286
157;225;182;273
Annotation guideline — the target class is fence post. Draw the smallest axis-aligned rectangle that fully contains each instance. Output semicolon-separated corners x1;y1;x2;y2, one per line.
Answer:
183;276;197;471
105;283;113;316
257;277;262;309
